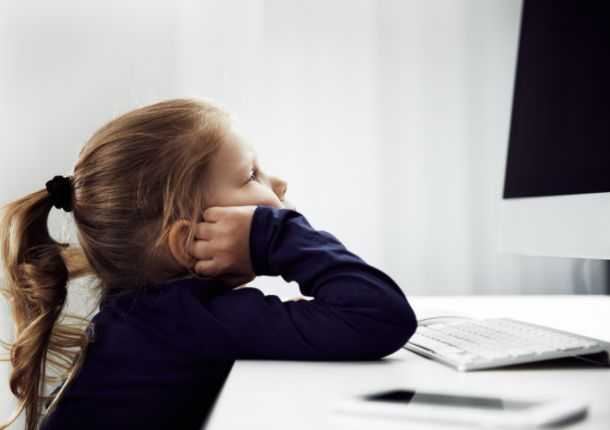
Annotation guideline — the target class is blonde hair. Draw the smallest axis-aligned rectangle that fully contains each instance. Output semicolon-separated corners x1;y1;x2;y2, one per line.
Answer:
0;98;230;430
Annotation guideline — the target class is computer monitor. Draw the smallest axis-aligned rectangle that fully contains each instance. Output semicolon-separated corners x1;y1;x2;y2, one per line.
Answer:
499;0;610;260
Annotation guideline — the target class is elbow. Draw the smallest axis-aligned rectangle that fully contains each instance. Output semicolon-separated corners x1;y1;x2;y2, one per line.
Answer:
357;300;418;360
325;284;418;361
379;301;418;358
396;301;418;345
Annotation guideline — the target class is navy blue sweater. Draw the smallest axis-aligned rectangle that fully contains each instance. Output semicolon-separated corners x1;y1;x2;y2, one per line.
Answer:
41;206;417;430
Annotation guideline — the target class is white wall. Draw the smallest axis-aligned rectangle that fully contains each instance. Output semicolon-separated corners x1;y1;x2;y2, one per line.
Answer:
1;0;607;427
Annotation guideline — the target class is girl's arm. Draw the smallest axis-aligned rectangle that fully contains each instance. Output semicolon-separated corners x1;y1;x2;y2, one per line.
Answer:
179;205;417;361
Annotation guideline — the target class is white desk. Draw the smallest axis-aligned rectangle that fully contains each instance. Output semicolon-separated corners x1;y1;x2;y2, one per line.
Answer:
204;296;610;430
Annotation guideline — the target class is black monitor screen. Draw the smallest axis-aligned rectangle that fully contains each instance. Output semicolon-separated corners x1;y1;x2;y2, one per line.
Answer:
503;0;610;199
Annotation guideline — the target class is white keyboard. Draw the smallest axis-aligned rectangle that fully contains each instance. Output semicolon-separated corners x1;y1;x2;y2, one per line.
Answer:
404;317;610;371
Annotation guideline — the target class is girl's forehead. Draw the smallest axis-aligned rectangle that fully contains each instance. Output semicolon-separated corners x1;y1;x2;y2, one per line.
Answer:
222;128;256;164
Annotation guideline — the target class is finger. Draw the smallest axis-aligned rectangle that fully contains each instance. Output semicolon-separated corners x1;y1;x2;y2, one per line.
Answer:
194;259;219;277
193;222;216;240
203;206;226;223
189;239;214;260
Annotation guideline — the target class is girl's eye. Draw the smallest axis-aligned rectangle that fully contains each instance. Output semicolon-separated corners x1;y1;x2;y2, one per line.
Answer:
247;169;259;183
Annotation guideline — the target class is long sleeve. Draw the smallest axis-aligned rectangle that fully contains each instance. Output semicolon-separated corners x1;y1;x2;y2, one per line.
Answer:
179;205;417;361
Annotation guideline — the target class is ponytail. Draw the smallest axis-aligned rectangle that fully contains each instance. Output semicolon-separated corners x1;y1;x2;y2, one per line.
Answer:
0;188;91;430
1;98;231;429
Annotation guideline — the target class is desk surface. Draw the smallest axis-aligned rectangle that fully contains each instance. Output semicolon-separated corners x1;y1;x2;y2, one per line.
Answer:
204;295;610;430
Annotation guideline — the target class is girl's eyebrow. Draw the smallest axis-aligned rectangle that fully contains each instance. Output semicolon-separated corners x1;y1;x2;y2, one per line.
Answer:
244;154;258;172
239;154;258;179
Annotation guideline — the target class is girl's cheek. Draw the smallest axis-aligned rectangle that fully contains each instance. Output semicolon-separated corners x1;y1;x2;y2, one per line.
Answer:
230;187;279;208
257;189;284;209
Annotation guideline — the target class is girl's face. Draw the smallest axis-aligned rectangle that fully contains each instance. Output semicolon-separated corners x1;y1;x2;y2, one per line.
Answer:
204;127;295;212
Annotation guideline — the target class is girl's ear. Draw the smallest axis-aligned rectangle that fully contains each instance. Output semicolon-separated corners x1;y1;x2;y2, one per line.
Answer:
168;220;197;268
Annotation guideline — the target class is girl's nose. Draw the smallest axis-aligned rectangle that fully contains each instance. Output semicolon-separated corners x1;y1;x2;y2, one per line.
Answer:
270;176;288;201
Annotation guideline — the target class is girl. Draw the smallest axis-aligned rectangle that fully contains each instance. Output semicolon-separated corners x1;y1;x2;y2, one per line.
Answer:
0;99;417;430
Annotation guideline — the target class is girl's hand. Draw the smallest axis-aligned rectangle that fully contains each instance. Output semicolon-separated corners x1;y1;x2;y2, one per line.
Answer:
190;205;257;288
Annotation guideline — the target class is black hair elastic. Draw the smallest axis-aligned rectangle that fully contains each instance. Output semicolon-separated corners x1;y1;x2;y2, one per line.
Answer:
45;175;73;212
